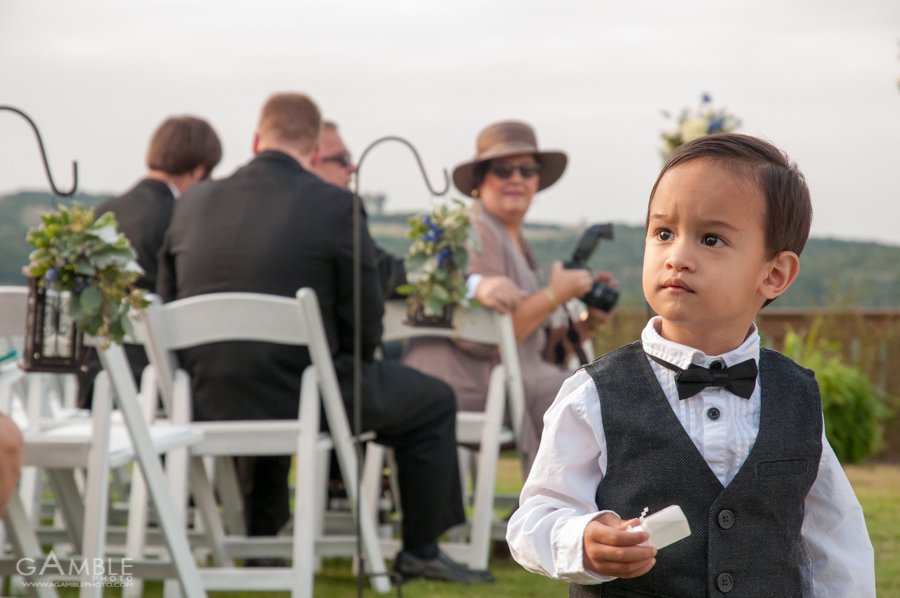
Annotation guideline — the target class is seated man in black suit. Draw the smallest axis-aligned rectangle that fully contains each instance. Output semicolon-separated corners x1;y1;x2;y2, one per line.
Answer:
77;116;222;408
156;93;493;583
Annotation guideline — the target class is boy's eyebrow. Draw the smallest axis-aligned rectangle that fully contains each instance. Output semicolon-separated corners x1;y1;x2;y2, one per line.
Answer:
698;219;740;232
648;214;741;232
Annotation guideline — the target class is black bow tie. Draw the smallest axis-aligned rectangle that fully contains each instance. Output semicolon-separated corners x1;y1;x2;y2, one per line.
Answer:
647;353;758;400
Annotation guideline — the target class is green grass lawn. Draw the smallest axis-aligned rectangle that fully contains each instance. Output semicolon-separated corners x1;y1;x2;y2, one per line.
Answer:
45;461;900;598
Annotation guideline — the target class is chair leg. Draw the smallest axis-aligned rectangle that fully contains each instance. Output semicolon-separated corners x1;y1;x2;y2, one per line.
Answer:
3;492;60;598
163;373;193;598
46;469;85;549
468;365;508;570
122;465;149;598
79;373;114;598
291;370;321;598
213;458;245;536
362;443;385;520
189;457;233;567
314;450;329;573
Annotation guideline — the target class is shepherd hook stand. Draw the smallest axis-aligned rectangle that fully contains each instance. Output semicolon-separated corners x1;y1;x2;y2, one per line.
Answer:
351;137;450;598
1;105;78;204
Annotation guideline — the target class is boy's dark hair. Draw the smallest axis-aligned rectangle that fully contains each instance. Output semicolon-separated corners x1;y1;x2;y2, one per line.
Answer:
649;133;813;262
146;116;222;177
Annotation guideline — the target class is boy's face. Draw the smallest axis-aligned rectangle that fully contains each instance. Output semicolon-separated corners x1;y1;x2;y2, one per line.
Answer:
643;159;778;352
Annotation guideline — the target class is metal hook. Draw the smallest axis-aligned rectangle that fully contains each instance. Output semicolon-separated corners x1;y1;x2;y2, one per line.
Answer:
353;136;450;201
0;106;78;205
349;135;447;598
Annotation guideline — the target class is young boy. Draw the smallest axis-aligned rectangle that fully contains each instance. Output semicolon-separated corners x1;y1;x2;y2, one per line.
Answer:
507;134;875;597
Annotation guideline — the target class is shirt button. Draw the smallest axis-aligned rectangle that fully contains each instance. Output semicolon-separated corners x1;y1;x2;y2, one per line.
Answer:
707;407;721;421
717;572;734;593
718;509;734;529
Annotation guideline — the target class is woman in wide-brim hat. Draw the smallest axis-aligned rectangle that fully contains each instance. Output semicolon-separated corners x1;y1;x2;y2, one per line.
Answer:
403;121;616;476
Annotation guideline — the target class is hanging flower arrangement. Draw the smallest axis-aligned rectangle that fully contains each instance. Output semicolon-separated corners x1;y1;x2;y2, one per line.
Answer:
23;203;149;348
660;93;742;160
397;201;480;327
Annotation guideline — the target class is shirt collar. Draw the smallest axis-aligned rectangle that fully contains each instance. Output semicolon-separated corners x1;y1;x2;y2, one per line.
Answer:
641;316;760;370
166;182;181;200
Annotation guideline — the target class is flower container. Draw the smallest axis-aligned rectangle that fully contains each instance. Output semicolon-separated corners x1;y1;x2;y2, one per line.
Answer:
406;300;455;329
22;277;87;373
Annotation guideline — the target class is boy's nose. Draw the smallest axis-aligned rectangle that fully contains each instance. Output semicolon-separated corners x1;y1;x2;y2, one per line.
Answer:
664;241;695;271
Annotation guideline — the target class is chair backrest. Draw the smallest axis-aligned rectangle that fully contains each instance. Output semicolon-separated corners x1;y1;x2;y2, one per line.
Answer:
140;290;337;422
0;286;28;338
381;300;526;445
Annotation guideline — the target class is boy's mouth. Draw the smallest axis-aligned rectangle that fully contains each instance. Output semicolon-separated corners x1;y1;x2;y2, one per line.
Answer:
662;279;694;293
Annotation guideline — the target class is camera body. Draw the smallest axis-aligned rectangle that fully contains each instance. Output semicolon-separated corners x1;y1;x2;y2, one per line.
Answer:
563;223;619;313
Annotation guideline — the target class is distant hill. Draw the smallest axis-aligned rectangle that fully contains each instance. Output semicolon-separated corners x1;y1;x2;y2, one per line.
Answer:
3;191;899;308
370;212;900;309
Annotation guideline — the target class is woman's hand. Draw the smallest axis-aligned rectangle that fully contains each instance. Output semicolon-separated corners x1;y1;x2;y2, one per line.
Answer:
548;261;595;303
475;275;528;314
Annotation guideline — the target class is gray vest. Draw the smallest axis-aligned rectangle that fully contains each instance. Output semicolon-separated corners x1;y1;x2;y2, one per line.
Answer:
570;342;822;598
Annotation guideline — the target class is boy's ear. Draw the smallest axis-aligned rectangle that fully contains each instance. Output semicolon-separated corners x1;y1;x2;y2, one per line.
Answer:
760;251;800;301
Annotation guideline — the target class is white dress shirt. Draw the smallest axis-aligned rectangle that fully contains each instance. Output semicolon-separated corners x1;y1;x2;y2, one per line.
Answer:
507;317;875;597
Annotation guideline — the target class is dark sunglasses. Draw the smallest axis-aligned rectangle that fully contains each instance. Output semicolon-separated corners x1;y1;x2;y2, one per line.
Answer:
489;162;542;180
321;152;353;168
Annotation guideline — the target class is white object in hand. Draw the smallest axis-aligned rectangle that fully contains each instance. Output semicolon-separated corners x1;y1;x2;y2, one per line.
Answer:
627;505;691;550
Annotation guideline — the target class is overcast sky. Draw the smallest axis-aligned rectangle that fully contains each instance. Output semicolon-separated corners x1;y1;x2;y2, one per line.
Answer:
2;1;898;244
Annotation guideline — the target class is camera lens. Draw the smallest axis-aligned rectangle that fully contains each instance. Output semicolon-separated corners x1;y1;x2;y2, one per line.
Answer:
582;282;619;313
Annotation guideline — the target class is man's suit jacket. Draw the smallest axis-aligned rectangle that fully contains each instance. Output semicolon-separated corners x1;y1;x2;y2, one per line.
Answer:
96;178;175;291
156;150;384;421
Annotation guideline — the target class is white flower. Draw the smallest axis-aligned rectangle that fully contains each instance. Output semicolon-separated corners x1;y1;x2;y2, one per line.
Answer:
680;118;710;143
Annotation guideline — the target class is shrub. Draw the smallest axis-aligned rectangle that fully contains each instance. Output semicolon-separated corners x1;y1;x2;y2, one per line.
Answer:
782;318;891;463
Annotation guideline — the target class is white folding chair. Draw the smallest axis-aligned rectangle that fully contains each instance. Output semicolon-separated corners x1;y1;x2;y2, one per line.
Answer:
364;300;525;570
137;289;390;597
0;286;207;598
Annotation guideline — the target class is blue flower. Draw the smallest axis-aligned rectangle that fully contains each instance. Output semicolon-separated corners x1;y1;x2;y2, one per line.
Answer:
708;117;724;132
421;229;442;243
437;247;453;267
701;93;711;103
45;267;57;282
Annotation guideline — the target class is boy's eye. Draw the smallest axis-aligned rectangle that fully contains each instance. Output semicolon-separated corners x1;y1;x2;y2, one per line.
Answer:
656;229;673;242
702;234;723;247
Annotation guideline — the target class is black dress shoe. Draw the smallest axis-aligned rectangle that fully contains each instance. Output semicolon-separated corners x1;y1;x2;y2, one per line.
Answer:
393;549;495;584
244;557;288;567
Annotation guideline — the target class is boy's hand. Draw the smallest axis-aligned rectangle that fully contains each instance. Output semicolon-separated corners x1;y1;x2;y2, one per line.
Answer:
583;513;657;578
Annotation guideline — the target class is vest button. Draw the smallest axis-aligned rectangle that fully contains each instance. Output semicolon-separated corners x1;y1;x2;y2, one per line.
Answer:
717;572;734;593
718;509;734;529
707;407;721;420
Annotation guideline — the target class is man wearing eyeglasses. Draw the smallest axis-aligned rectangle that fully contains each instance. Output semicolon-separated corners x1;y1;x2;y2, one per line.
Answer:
310;122;527;314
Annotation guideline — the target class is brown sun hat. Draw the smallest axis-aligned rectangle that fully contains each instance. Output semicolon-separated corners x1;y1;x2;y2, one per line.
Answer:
452;121;567;197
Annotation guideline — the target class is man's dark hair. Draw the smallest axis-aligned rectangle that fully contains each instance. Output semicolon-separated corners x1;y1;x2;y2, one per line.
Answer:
146;116;222;176
649;133;812;261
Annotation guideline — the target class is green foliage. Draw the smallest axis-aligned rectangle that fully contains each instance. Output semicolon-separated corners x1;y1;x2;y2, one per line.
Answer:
23;202;149;347
402;201;480;316
782;319;891;463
